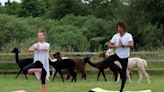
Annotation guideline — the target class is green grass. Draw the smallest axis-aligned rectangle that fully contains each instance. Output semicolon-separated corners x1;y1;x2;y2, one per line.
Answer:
0;74;163;92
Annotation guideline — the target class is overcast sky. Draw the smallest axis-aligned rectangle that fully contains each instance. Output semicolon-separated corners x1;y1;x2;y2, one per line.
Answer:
0;0;21;5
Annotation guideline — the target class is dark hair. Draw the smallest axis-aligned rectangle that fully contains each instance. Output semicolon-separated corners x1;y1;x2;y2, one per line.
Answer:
116;20;128;31
38;29;46;35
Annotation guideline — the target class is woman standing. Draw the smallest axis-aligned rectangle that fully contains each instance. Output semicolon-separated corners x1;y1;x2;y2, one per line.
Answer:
104;20;134;92
23;29;50;92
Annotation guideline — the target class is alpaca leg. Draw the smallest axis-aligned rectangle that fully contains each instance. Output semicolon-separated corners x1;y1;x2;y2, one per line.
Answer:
81;70;87;80
81;75;84;79
102;70;107;81
97;71;101;81
84;73;87;80
109;66;118;82
137;69;143;83
66;74;70;80
69;68;77;82
66;72;71;80
74;72;77;82
113;71;118;82
145;73;151;84
141;68;151;84
126;69;132;83
116;74;120;83
71;71;77;82
15;69;23;79
109;62;122;82
58;70;64;82
24;71;28;79
52;71;58;82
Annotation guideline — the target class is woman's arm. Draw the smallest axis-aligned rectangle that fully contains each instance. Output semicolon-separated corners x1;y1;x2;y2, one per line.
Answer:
124;41;134;48
28;46;36;52
108;40;134;48
28;43;49;52
108;42;120;48
37;47;49;51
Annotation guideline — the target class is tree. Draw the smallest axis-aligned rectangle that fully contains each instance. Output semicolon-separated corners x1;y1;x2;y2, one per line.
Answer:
19;0;45;17
4;0;21;15
49;0;87;19
87;0;125;20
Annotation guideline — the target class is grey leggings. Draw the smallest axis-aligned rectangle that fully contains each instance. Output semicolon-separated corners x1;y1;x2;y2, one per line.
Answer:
23;61;47;84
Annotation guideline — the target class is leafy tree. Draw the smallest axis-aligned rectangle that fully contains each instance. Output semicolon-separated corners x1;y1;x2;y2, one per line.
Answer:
19;0;45;17
49;0;87;19
4;1;21;15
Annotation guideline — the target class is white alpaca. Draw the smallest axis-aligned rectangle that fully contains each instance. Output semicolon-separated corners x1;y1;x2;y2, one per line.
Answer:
105;48;151;84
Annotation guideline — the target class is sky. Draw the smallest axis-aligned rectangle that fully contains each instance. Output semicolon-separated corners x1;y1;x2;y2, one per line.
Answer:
0;0;21;6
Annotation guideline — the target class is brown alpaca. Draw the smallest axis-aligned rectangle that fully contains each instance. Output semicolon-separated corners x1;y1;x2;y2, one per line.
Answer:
84;57;120;81
53;52;87;80
72;58;87;79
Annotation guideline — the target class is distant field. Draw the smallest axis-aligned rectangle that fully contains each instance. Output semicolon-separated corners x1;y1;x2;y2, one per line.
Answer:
0;74;163;92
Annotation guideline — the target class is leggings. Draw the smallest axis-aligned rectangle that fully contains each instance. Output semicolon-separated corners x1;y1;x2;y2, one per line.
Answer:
23;61;47;84
103;54;128;92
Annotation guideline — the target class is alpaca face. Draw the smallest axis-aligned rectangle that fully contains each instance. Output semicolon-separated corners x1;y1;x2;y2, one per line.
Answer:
12;48;20;53
53;52;61;58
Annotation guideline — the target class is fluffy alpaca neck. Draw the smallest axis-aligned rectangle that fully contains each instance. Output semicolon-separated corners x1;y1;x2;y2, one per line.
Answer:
15;53;20;64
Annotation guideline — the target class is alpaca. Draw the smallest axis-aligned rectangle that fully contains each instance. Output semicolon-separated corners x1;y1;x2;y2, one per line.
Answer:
84;57;121;81
52;52;87;80
100;48;151;83
72;58;87;80
49;56;77;82
12;48;33;79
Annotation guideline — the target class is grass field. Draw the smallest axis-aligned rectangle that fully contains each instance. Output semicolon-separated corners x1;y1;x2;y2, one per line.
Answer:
0;74;163;92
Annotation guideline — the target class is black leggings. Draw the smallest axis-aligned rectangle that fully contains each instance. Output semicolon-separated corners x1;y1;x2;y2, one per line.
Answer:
23;61;47;84
103;54;128;92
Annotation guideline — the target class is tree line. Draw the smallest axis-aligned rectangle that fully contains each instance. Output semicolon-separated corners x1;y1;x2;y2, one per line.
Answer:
0;0;163;52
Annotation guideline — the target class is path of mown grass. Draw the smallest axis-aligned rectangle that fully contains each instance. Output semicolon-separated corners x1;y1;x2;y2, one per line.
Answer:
0;74;163;92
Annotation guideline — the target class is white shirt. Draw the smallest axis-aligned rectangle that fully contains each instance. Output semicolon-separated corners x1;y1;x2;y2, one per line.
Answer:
110;32;133;58
33;42;50;80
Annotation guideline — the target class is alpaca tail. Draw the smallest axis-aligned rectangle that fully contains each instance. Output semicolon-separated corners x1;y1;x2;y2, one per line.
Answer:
142;59;147;67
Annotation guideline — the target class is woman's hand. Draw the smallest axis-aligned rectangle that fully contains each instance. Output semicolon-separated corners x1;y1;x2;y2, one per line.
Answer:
34;43;39;50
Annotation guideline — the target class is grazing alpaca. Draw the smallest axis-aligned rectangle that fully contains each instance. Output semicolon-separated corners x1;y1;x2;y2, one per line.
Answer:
52;52;87;80
84;57;121;81
49;54;77;82
12;48;33;79
100;48;151;83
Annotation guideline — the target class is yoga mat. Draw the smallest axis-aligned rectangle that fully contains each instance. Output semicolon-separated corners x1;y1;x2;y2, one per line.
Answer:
89;87;152;92
11;90;26;92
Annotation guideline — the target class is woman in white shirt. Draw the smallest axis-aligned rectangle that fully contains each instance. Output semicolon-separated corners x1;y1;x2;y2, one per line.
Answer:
23;30;50;92
104;21;134;92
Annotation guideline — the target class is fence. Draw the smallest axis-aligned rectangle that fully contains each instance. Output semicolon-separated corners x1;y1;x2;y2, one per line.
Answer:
0;51;164;74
